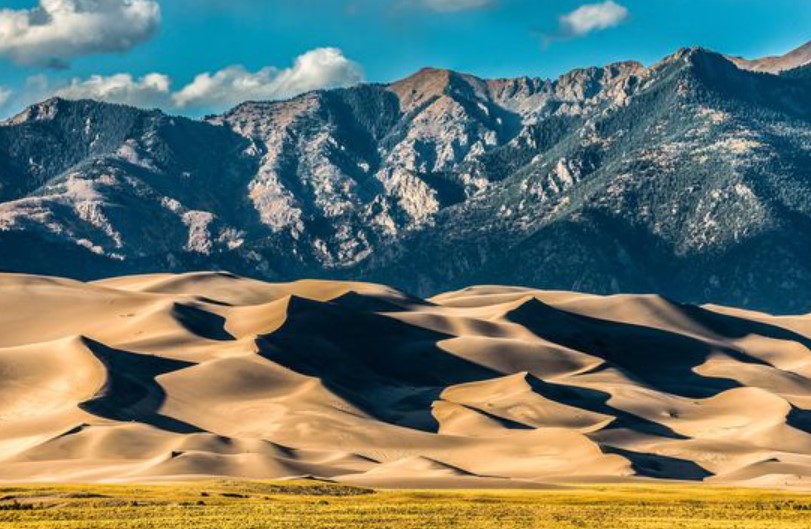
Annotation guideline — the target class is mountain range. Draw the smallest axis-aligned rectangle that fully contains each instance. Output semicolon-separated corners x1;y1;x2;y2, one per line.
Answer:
2;41;811;312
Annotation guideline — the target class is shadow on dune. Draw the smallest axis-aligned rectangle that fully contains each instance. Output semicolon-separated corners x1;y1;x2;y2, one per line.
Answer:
787;406;811;434
506;298;769;398
171;303;236;341
602;446;713;481
256;296;496;431
448;401;536;431
676;304;811;356
255;295;698;439
79;338;203;434
329;291;434;313
524;373;687;440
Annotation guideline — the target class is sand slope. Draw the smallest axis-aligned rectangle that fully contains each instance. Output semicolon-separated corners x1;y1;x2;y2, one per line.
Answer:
2;273;811;488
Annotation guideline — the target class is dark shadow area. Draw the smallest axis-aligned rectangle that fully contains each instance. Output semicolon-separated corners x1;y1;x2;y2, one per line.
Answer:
419;171;468;207
329;291;433;314
675;303;811;356
255;296;690;437
446;402;535;431
524;373;687;440
256;296;496;431
602;446;713;481
79;338;203;434
171;303;235;341
193;296;235;308
787;406;811;434
506;298;769;398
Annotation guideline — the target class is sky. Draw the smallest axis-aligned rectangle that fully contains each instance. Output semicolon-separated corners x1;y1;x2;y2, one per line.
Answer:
0;0;809;117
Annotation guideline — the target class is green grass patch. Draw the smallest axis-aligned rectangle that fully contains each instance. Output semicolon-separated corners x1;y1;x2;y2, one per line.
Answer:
0;481;809;528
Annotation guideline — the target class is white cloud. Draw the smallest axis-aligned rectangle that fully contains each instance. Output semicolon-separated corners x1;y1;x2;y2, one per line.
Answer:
172;47;365;109
419;0;494;12
17;48;364;114
53;72;172;107
0;0;161;68
0;86;12;107
559;1;628;38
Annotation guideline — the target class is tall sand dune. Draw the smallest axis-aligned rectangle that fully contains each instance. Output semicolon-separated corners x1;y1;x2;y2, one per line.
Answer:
2;273;811;488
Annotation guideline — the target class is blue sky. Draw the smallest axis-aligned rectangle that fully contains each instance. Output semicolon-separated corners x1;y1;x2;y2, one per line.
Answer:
0;0;810;116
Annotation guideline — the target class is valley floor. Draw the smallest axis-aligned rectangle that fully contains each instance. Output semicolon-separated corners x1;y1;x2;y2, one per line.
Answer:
1;480;810;529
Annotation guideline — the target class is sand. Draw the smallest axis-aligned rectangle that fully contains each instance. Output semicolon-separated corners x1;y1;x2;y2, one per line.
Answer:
1;273;811;489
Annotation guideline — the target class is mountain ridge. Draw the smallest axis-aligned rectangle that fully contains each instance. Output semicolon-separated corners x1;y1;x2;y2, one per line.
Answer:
1;43;811;312
731;40;811;74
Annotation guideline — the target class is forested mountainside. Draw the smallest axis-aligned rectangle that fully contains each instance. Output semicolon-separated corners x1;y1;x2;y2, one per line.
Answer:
2;42;811;312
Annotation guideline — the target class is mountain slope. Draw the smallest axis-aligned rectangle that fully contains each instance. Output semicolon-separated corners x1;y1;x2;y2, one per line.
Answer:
732;40;811;74
1;44;811;312
361;48;811;310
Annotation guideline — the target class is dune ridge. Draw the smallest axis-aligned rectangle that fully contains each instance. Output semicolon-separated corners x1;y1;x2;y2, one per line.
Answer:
2;273;811;489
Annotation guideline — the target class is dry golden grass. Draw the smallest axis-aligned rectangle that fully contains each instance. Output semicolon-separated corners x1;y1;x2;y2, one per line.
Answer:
1;480;810;529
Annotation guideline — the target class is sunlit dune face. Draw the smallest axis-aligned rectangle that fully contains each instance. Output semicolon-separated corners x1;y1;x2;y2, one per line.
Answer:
1;272;811;489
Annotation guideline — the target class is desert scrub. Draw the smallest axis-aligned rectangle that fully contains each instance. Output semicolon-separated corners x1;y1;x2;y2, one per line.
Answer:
0;482;810;529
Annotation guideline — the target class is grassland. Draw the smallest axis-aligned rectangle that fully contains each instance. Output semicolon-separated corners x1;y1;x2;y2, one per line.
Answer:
1;480;810;529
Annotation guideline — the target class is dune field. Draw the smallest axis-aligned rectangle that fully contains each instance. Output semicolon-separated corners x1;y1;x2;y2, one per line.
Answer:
2;272;811;489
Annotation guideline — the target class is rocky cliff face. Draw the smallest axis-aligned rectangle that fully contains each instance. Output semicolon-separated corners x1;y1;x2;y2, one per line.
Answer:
2;43;811;312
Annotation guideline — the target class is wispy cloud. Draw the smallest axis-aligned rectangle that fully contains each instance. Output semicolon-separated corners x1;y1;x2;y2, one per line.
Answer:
419;0;495;12
558;1;629;38
0;0;161;68
0;86;11;108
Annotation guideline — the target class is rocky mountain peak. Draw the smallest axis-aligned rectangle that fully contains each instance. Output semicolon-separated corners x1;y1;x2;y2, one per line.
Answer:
387;67;495;112
388;67;455;106
551;60;647;106
2;97;68;126
653;46;725;69
647;47;745;92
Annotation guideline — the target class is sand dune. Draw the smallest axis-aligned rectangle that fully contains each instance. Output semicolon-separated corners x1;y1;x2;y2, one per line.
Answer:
2;273;811;488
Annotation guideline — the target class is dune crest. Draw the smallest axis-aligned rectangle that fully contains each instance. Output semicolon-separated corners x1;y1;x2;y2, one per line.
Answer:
2;273;811;489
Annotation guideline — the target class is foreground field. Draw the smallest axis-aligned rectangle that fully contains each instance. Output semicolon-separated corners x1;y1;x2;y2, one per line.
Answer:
1;481;810;529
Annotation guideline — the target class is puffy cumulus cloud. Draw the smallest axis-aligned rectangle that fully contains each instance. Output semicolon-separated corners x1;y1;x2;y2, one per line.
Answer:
419;0;494;12
53;72;172;107
0;0;161;68
21;48;364;115
172;47;364;109
558;1;629;38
